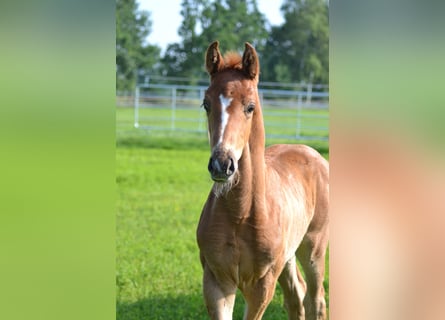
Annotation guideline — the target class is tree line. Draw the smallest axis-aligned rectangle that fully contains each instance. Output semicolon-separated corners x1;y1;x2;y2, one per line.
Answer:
116;0;328;91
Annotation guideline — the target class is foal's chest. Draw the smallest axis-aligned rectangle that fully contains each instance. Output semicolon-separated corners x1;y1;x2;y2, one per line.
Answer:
198;219;280;285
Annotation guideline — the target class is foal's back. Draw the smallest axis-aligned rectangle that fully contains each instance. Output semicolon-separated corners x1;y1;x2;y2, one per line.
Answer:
265;144;328;186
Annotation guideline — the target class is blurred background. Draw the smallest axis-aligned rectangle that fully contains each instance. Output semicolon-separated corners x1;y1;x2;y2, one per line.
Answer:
117;0;328;89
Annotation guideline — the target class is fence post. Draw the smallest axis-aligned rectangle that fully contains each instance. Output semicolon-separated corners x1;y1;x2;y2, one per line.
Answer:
171;87;177;130
305;72;314;106
296;92;303;139
134;86;140;128
305;82;313;106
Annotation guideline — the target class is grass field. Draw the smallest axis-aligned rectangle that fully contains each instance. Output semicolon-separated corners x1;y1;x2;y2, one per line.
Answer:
116;107;329;319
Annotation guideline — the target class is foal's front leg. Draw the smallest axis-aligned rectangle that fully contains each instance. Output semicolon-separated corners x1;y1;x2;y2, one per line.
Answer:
242;272;277;320
203;264;237;320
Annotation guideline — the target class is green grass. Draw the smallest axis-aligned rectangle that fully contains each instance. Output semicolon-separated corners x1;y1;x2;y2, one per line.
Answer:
116;107;329;319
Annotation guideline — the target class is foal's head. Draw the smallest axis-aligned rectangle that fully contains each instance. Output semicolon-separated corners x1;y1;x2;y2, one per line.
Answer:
203;41;261;184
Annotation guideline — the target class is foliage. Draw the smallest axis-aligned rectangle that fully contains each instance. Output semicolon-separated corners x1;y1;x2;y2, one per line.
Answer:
262;0;329;84
116;0;160;91
161;0;268;81
116;0;329;89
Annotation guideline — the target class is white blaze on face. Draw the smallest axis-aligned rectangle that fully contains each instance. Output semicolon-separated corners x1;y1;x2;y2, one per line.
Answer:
218;94;232;144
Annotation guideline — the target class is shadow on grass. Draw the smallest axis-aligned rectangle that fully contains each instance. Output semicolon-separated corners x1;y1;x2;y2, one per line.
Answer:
116;293;206;320
116;293;288;320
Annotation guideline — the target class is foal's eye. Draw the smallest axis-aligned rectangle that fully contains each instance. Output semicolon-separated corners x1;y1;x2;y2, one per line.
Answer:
202;100;210;113
245;103;255;114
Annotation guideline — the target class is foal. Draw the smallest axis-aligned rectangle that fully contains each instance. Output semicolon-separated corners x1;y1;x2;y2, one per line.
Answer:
197;41;329;320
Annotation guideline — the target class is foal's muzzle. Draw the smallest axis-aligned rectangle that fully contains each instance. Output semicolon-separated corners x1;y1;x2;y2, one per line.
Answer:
208;149;237;182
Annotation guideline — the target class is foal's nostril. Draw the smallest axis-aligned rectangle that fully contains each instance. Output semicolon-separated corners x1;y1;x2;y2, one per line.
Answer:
208;157;223;174
226;158;235;176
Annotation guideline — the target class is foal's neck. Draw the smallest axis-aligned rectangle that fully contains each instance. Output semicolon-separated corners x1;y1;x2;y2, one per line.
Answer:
224;103;267;221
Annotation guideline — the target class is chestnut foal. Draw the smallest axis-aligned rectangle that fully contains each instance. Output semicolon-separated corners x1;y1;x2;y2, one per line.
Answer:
197;41;329;320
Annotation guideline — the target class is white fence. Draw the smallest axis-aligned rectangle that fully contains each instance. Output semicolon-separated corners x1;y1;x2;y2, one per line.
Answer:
118;82;329;142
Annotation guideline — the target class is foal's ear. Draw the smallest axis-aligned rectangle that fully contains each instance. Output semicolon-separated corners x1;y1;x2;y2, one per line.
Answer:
242;42;259;80
205;41;224;76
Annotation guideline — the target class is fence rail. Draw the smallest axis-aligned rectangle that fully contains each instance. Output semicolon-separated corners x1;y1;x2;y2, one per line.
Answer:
117;82;329;142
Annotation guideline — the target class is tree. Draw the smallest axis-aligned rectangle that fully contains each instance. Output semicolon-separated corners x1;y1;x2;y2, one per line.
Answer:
161;0;268;82
116;0;160;91
262;0;329;84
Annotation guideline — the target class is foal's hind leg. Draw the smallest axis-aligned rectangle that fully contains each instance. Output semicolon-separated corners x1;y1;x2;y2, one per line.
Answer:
278;257;306;320
296;228;329;320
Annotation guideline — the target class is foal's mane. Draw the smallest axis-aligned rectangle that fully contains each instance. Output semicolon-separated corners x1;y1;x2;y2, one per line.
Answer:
222;51;242;70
